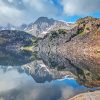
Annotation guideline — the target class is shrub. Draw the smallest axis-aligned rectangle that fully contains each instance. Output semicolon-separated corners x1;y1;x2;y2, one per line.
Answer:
58;29;67;34
77;28;84;34
86;27;90;30
50;31;59;40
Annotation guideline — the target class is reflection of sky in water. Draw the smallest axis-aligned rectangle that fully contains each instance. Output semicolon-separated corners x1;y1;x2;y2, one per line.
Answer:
0;68;88;100
54;78;86;89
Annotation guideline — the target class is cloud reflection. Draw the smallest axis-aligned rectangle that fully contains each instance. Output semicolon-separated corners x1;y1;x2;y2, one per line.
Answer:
0;68;86;100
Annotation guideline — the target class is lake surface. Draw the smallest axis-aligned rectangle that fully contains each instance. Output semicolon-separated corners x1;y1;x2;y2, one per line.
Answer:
0;66;89;100
0;49;98;100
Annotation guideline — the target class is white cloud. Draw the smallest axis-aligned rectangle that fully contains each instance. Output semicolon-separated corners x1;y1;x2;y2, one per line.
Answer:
0;0;59;25
0;0;100;25
24;0;46;12
61;0;100;16
0;68;75;100
8;0;13;3
0;68;34;92
0;0;24;25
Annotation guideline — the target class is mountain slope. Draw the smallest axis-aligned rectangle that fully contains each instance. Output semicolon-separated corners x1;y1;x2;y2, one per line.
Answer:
0;30;38;66
0;30;37;51
38;16;100;87
25;17;73;37
58;17;100;87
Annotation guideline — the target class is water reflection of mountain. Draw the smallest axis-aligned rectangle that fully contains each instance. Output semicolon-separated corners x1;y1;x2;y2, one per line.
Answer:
0;17;100;87
0;67;89;100
0;46;100;87
38;50;100;87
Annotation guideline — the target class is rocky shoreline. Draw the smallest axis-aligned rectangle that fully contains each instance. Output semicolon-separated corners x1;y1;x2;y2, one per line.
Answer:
69;90;100;100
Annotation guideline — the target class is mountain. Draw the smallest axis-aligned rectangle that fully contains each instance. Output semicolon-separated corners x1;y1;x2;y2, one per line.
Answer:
25;17;73;37
20;24;28;30
0;17;74;38
0;16;100;86
38;16;100;87
0;23;17;30
0;30;36;51
62;17;100;87
22;60;74;83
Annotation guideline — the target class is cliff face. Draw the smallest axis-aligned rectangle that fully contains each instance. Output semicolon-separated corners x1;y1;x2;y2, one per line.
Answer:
58;17;100;87
38;17;100;87
60;17;100;67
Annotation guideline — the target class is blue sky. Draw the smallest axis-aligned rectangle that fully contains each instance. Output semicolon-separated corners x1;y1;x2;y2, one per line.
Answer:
0;0;100;25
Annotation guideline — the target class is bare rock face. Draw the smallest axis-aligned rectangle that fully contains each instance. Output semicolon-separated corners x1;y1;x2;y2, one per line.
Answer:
58;17;100;87
38;17;100;87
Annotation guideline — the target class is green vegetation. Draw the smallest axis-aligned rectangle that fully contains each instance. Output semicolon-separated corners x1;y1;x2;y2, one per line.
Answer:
50;31;59;38
50;31;59;40
86;27;90;30
50;29;67;40
77;28;84;35
50;61;58;68
22;37;38;52
21;46;33;51
95;50;100;57
97;50;100;53
58;29;67;34
57;66;66;71
31;37;38;47
30;51;38;60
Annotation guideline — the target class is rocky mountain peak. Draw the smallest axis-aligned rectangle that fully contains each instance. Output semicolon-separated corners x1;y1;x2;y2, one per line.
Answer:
26;17;73;37
35;17;55;23
29;16;55;27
